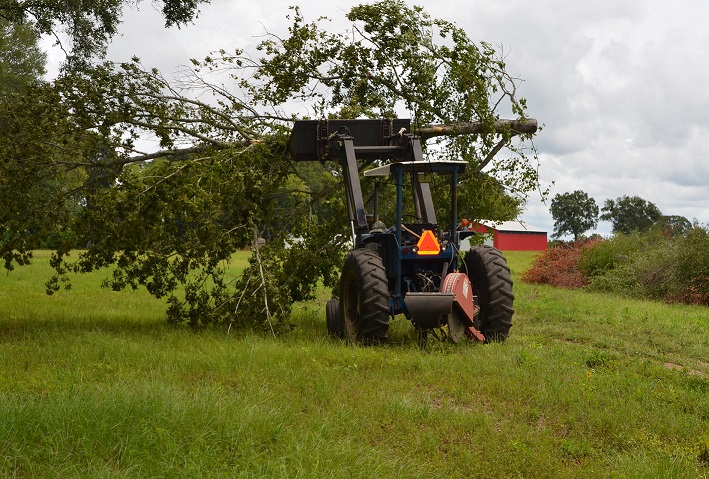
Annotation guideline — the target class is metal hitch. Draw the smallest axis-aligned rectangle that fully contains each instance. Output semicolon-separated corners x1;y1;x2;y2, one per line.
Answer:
404;292;455;330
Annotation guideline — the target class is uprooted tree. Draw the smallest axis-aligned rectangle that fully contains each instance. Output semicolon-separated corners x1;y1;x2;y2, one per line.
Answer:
2;1;543;332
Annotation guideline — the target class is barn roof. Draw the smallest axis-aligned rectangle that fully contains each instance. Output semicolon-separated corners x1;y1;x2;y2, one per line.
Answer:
476;220;547;234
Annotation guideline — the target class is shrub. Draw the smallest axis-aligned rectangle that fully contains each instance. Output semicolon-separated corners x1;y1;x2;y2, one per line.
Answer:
522;239;599;288
682;275;709;306
581;232;680;300
577;233;646;278
579;226;709;305
524;226;709;306
623;237;680;300
675;226;709;305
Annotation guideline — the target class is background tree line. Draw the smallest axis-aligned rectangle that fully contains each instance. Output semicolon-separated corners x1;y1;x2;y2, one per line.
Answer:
550;190;692;241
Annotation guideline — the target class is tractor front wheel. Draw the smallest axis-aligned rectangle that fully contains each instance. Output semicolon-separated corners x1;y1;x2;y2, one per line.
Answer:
326;299;344;338
462;245;514;342
340;249;390;343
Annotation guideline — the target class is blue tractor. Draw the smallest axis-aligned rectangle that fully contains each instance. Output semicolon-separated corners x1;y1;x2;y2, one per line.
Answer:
288;119;518;344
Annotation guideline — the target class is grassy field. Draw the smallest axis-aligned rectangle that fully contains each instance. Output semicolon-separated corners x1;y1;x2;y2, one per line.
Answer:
0;250;707;478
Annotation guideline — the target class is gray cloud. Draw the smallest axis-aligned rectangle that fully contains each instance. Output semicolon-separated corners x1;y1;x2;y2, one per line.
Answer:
42;0;709;238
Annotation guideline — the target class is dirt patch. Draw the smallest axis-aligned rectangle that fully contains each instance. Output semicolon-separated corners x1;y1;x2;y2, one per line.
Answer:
663;362;708;379
552;339;708;379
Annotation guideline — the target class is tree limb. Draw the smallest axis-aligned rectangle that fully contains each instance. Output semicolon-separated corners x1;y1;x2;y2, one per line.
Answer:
417;119;538;140
479;137;508;171
118;119;537;164
120;145;226;164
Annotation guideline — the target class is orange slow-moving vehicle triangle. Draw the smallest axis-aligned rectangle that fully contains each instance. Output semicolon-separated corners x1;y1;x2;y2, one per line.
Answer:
416;230;440;255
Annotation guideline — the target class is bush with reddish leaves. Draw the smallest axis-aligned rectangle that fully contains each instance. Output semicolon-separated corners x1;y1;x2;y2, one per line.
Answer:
523;226;709;308
682;275;709;306
522;239;600;289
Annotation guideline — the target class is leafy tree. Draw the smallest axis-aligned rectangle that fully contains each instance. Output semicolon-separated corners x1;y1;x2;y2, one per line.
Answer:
654;215;692;237
0;20;88;267
549;190;599;241
0;0;209;64
600;195;662;234
251;3;540;197
8;1;542;331
0;20;46;99
0;0;207;260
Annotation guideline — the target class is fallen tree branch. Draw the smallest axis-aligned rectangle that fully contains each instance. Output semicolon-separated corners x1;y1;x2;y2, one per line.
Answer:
121;141;254;164
479;137;509;171
252;225;276;338
118;119;538;164
417;119;538;140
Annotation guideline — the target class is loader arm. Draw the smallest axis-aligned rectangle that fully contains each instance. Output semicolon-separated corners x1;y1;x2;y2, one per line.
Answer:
288;119;438;248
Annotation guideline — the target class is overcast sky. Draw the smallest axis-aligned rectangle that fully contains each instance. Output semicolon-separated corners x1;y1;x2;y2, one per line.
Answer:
46;0;709;237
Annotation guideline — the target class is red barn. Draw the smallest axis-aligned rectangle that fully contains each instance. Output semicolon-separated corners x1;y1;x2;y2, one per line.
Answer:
463;220;547;251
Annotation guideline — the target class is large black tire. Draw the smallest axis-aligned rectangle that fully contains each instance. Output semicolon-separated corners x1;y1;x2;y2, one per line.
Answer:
462;245;514;342
326;299;344;338
340;249;391;343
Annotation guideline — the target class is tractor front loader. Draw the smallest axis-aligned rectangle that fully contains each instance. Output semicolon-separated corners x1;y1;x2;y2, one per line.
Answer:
288;119;516;344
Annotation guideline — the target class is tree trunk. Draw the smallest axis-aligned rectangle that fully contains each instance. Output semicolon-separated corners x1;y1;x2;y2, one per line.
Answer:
417;119;538;140
123;119;539;163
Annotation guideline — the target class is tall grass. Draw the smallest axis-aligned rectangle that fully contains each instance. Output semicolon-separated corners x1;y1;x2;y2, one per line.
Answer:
0;250;707;478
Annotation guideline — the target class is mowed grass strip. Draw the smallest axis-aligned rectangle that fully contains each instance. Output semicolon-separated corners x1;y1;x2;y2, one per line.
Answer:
0;250;707;478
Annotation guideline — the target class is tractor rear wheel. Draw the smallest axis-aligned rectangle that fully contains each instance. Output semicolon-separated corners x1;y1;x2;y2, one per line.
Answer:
326;299;344;338
340;249;390;343
462;245;514;342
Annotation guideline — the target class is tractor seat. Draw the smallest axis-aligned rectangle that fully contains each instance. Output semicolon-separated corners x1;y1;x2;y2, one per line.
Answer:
405;223;437;235
402;223;438;245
